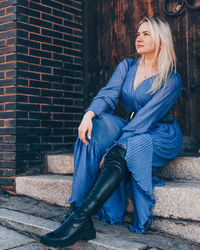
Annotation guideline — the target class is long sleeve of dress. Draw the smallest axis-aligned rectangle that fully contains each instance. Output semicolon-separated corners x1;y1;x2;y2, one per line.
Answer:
84;59;129;117
118;71;182;140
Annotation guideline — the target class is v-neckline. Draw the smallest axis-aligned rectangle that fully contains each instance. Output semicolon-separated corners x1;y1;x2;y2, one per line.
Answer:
133;59;156;93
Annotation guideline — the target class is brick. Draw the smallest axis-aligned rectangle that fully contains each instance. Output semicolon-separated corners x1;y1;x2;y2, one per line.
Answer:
42;74;62;83
5;103;16;110
41;136;62;143
0;79;16;86
41;0;63;10
0;45;16;55
29;96;51;104
16;119;40;127
42;43;62;53
16;45;28;54
53;83;73;91
30;17;52;29
0;22;16;31
64;20;82;30
17;86;40;95
54;24;73;35
4;136;16;143
17;54;40;64
64;77;83;84
0;111;15;118
53;53;73;62
41;58;62;68
64;92;83;98
16;79;28;86
15;144;28;151
6;5;17;14
52;38;73;49
0;177;14;186
0;128;15;135
30;80;52;88
53;128;73;135
29;128;51;135
16;135;40;143
29;1;52;14
17;30;28;39
29;48;51;59
64;48;82;56
6;54;17;61
17;62;29;70
0;56;5;63
53;113;73;120
0;72;4;79
30;33;52;44
16;128;29;135
30;64;51;74
64;34;83;43
0;29;17;39
0;120;4;126
6;70;16;78
16;94;28;102
29;144;51;151
0;62;16;70
42;28;63;39
53;9;73;20
42;13;62;24
64;121;80;127
17;70;40;80
17;6;40;18
15;111;28;118
17;14;29;22
42;105;63;112
41;89;62;97
17;103;40;111
5;119;16;127
0;13;16;24
17;22;40;33
63;5;82;15
0;9;5;16
0;159;15;168
0;95;16;103
29;112;50;120
53;98;73;106
63;62;82;71
6;87;16;94
41;120;63;127
0;169;15;176
17;37;40;49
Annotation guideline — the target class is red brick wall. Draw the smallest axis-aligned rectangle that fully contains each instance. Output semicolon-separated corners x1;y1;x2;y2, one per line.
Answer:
0;0;84;190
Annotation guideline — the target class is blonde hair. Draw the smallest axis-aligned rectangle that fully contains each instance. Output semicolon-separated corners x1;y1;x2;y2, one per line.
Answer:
137;16;177;95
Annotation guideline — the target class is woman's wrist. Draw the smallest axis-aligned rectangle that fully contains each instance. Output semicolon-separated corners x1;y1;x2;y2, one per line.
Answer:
84;110;96;119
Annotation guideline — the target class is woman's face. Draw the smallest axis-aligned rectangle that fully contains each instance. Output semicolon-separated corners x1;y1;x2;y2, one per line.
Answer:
135;22;156;57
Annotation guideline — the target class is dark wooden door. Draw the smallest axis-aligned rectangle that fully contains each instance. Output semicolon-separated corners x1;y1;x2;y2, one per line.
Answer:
84;0;200;153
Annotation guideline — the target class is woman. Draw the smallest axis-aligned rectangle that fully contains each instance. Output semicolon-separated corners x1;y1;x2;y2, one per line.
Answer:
40;16;183;247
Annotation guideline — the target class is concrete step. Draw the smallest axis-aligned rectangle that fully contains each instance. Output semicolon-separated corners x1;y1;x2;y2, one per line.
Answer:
16;175;200;222
47;154;200;181
16;175;73;207
0;206;199;249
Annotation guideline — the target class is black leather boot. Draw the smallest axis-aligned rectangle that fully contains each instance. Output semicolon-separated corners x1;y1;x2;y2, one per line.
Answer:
40;145;127;248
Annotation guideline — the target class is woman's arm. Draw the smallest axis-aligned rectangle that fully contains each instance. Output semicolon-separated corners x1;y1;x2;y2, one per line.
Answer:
118;71;182;140
84;59;129;117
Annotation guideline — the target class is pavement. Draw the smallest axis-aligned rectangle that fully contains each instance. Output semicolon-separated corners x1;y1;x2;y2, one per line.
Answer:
0;188;200;250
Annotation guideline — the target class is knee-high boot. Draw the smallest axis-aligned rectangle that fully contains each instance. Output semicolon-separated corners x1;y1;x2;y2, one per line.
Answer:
40;145;127;248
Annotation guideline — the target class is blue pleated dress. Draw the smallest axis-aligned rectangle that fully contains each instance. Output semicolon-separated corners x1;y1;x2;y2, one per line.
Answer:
68;58;183;234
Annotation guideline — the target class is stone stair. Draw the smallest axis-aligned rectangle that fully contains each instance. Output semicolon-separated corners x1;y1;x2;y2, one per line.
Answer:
15;154;200;245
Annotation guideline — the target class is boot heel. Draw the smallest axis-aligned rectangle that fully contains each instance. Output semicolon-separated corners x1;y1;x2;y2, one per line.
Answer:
81;229;96;241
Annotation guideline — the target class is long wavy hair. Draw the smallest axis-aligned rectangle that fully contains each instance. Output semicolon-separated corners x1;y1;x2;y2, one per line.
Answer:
136;16;177;95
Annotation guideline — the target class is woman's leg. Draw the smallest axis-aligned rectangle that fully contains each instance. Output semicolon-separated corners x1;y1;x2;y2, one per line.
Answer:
68;112;128;207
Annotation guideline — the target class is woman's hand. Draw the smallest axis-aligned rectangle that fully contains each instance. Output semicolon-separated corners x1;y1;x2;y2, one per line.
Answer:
78;111;96;146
